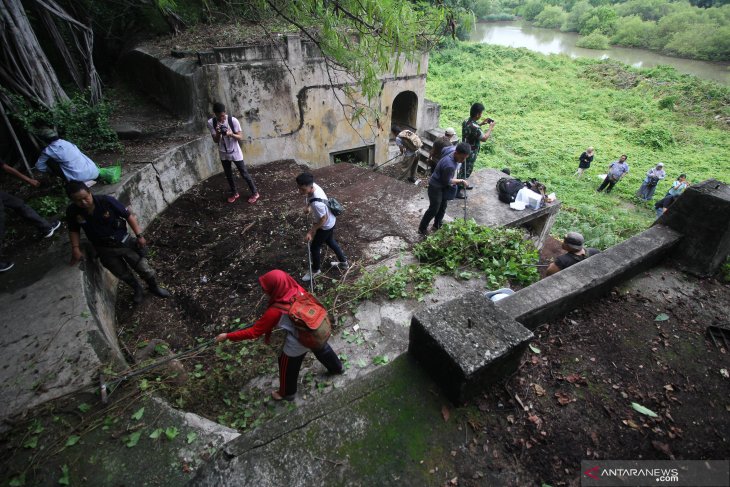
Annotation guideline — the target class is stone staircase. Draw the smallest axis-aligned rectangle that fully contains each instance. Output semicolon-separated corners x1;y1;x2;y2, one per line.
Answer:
417;127;457;172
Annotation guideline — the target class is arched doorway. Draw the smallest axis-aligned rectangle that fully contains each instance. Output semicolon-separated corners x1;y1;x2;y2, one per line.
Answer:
391;91;418;130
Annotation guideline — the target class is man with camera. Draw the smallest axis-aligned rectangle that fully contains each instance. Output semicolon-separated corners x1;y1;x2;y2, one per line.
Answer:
460;102;496;199
207;102;259;204
65;180;170;305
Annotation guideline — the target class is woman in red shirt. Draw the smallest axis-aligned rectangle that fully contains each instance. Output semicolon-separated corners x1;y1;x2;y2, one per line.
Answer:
215;270;343;401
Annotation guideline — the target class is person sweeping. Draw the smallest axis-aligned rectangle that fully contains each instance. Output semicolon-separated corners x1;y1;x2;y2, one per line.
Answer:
215;269;343;401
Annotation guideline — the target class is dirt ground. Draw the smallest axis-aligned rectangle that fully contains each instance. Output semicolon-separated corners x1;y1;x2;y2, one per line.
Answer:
451;266;730;486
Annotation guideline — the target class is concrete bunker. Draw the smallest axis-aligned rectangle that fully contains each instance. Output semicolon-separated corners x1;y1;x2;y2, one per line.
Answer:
391;90;419;130
330;144;375;165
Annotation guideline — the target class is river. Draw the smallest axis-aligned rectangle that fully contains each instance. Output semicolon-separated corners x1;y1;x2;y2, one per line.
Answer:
470;21;730;85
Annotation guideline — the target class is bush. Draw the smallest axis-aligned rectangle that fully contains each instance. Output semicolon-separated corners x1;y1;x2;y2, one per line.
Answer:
10;90;121;153
658;95;678;110
610;15;656;48
534;6;566;29
520;0;546;21
483;13;516;21
576;31;610;49
632;123;676;150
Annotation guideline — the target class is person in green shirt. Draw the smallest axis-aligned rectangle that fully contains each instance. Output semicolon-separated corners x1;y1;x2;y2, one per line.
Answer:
460;102;496;199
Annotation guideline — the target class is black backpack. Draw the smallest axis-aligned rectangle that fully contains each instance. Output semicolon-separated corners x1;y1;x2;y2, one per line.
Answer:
496;178;526;203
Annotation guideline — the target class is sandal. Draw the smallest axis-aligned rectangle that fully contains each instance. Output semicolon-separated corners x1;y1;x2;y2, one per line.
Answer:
247;193;260;204
271;390;295;402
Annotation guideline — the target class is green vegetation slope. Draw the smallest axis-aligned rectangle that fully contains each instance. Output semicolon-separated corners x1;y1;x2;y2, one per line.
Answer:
426;43;730;248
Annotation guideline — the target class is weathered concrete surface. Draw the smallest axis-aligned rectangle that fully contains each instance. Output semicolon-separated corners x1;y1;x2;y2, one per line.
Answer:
447;169;560;249
118;47;206;125
656;179;730;277
124;34;433;168
192;355;523;487
0;248;123;428
496;225;683;329
409;291;533;404
3;392;239;487
0;136;218;426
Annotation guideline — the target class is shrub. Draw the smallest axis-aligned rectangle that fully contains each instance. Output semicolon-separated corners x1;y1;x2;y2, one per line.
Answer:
534;6;567;29
658;95;678;110
576;31;610;49
632;123;676;150
9;90;121;153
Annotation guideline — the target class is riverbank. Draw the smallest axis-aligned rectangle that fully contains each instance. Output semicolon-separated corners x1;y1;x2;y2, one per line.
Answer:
470;21;730;85
426;42;730;249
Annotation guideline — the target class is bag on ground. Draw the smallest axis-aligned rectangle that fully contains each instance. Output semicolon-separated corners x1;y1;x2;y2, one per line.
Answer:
496;177;526;203
98;165;122;184
275;292;332;350
397;130;423;152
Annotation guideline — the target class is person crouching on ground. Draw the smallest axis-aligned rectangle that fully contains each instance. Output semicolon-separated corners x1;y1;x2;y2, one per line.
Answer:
427;128;456;175
65;181;170;304
215;269;343;401
391;126;419;183
34;128;99;183
296;172;348;282
207;102;260;204
418;142;470;236
545;232;600;277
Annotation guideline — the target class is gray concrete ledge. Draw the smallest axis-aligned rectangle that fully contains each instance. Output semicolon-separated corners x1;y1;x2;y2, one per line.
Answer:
496;225;683;329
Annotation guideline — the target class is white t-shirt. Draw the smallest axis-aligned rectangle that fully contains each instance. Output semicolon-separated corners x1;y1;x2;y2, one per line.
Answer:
207;116;244;161
307;183;336;230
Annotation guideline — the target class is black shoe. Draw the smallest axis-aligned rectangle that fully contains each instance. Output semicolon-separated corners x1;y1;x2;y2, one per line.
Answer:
431;225;440;232
146;279;171;298
42;220;62;238
465;185;474;190
418;228;428;236
455;191;466;199
407;177;417;184
0;261;15;272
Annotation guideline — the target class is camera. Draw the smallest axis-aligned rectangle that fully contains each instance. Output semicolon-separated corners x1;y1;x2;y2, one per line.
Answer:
218;125;229;135
486;118;495;124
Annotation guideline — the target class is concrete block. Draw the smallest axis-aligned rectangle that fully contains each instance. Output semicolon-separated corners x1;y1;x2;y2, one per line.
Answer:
656;179;730;276
497;225;682;329
408;291;533;404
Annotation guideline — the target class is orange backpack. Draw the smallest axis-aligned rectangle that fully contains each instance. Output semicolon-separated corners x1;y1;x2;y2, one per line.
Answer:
273;292;332;350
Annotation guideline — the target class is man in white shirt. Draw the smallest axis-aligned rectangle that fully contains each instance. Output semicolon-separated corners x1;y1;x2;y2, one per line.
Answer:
207;102;260;204
296;172;348;282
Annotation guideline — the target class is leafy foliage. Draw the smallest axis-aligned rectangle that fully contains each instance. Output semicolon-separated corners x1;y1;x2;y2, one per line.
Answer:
576;30;609;49
27;195;67;218
414;219;540;288
7;90;121;153
426;43;729;249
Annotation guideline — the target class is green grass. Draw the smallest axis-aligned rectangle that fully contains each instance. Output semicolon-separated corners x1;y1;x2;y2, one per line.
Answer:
426;43;730;249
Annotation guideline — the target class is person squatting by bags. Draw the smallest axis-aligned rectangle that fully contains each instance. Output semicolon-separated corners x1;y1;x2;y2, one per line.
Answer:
215;269;343;401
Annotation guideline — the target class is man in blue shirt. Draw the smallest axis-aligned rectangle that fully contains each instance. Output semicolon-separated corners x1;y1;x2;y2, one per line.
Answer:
35;128;99;183
418;143;470;235
597;154;629;194
65;181;169;304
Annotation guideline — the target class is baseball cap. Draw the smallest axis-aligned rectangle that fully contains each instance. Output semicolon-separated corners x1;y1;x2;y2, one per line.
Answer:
445;127;456;136
564;232;584;251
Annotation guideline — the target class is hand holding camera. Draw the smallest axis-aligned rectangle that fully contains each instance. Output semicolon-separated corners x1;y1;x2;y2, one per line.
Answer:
218;125;229;137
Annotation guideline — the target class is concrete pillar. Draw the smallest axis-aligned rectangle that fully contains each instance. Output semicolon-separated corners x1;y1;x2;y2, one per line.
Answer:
286;34;303;67
656;179;730;277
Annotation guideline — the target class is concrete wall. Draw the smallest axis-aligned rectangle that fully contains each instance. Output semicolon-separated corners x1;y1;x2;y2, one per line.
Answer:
122;34;431;168
496;225;683;329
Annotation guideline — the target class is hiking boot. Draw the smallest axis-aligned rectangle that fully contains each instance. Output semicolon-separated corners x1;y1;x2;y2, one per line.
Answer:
418;228;428;237
227;193;240;203
42;220;62;238
407;177;418;184
123;277;145;304
0;261;15;273
302;270;321;282
146;278;171;298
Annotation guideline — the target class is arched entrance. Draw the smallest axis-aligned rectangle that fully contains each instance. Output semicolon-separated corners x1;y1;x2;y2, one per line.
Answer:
391;91;418;130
